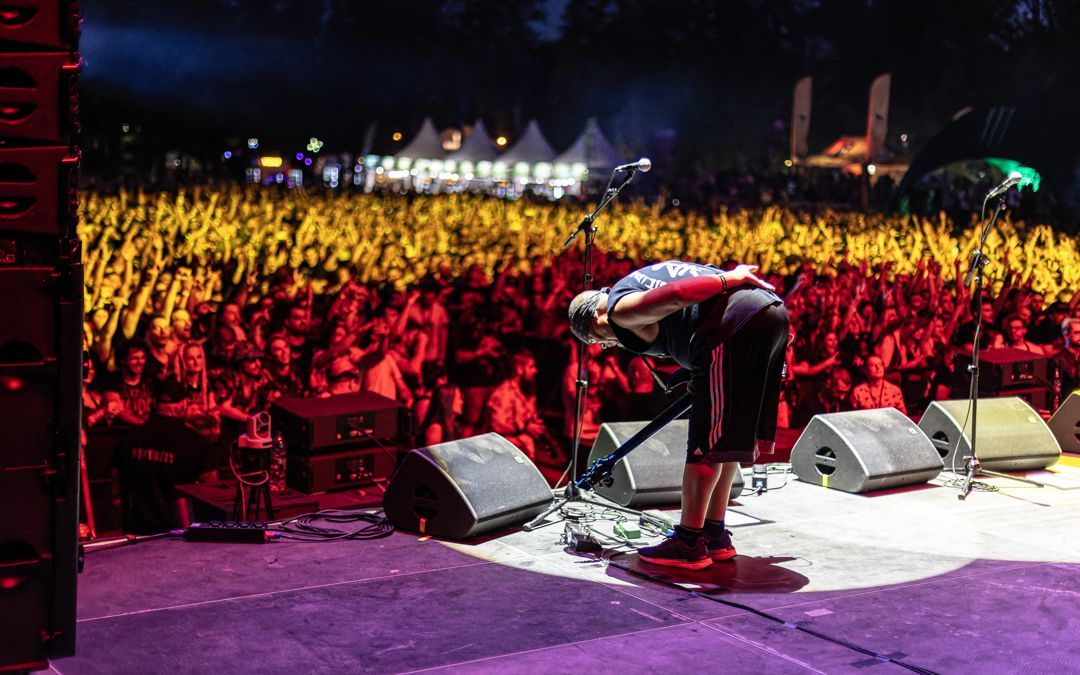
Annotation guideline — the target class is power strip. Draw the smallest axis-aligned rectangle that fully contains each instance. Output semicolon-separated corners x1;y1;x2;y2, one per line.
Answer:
184;521;275;544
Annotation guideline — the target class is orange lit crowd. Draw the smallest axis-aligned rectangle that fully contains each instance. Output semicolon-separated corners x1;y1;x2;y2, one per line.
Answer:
81;187;1080;464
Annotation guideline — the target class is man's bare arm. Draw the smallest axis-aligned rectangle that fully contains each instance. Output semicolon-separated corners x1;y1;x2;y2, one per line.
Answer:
611;264;774;329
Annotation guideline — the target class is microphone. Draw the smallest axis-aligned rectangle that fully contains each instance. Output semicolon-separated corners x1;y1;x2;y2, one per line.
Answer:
986;171;1023;200
614;158;652;173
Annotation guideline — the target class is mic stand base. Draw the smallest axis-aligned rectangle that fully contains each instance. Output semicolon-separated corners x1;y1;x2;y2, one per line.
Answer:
523;487;671;533
957;465;1046;500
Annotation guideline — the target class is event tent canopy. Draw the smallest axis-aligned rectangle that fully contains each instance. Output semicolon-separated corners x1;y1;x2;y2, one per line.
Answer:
499;119;557;164
552;117;622;171
446;119;499;162
396;117;445;159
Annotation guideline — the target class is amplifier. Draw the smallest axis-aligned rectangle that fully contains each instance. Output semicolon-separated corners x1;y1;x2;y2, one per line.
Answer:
954;348;1050;392
999;385;1052;413
271;391;405;454
286;445;398;494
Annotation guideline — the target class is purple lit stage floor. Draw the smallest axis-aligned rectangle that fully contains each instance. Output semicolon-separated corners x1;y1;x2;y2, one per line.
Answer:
53;461;1080;674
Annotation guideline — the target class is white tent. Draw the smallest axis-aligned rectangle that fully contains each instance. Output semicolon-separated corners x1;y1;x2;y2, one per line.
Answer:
499;119;556;164
552;117;623;171
396;117;445;159
446;119;499;162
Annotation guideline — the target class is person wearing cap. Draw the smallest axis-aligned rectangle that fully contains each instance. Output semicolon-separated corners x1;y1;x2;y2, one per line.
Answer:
568;260;786;570
218;342;270;425
319;357;363;397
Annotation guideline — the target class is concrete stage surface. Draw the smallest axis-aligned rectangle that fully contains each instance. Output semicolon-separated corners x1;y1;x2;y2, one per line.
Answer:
54;459;1080;674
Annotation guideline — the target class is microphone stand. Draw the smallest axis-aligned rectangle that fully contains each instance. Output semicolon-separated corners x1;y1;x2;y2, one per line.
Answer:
524;167;670;532
958;192;1044;499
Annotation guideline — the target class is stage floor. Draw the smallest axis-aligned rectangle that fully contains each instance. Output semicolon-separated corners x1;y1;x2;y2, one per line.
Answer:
53;458;1080;674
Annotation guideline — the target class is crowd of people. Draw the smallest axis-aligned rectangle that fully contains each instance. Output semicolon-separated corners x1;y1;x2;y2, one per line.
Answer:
80;186;1080;510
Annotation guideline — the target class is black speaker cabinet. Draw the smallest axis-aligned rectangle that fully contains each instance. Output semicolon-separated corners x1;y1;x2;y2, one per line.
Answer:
1048;393;1080;455
0;14;84;667
919;397;1062;472
791;408;942;493
271;391;405;454
383;433;553;539
587;420;744;507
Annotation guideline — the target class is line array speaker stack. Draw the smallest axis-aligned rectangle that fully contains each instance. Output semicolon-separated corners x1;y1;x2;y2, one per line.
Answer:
790;408;943;493
919;397;1061;472
0;1;83;670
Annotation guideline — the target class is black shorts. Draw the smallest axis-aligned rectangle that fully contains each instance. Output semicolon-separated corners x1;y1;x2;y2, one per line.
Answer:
686;302;789;464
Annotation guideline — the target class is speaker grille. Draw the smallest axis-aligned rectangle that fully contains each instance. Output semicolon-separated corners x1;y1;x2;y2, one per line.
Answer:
383;433;553;539
791;408;942;493
919;398;1061;472
1048;393;1080;455
586;420;744;506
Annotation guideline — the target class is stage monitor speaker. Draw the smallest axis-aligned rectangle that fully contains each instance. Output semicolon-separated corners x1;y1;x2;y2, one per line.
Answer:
587;420;744;507
790;408;942;493
1048;393;1080;455
383;433;553;540
919;397;1061;472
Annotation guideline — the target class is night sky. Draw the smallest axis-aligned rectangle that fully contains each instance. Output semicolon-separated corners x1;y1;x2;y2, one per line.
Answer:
78;0;1080;166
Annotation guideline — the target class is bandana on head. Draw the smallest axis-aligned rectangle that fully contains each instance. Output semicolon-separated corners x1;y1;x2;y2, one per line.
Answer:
568;290;607;343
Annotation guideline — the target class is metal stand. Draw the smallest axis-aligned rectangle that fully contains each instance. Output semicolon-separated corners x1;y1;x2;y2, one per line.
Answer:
958;194;1045;499
232;467;274;521
230;443;275;521
79;438;96;540
524;167;670;532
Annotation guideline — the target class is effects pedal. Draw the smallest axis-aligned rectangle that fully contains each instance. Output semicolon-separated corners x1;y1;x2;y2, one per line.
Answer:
563;523;602;553
184;521;275;544
613;521;641;540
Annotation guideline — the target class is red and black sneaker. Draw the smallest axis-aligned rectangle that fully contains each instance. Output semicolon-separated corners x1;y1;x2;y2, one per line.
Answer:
707;528;737;561
637;526;712;570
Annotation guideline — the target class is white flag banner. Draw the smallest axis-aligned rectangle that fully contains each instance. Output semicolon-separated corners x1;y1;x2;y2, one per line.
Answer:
791;76;812;160
866;73;891;160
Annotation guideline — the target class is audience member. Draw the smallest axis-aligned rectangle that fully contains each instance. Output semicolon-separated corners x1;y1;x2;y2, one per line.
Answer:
1053;317;1080;398
486;350;551;460
100;341;155;426
793;366;853;427
112;391;217;534
850;355;907;414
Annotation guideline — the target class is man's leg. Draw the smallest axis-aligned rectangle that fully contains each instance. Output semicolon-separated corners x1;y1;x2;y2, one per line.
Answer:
704;461;741;523
636;457;721;570
679;461;725;529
